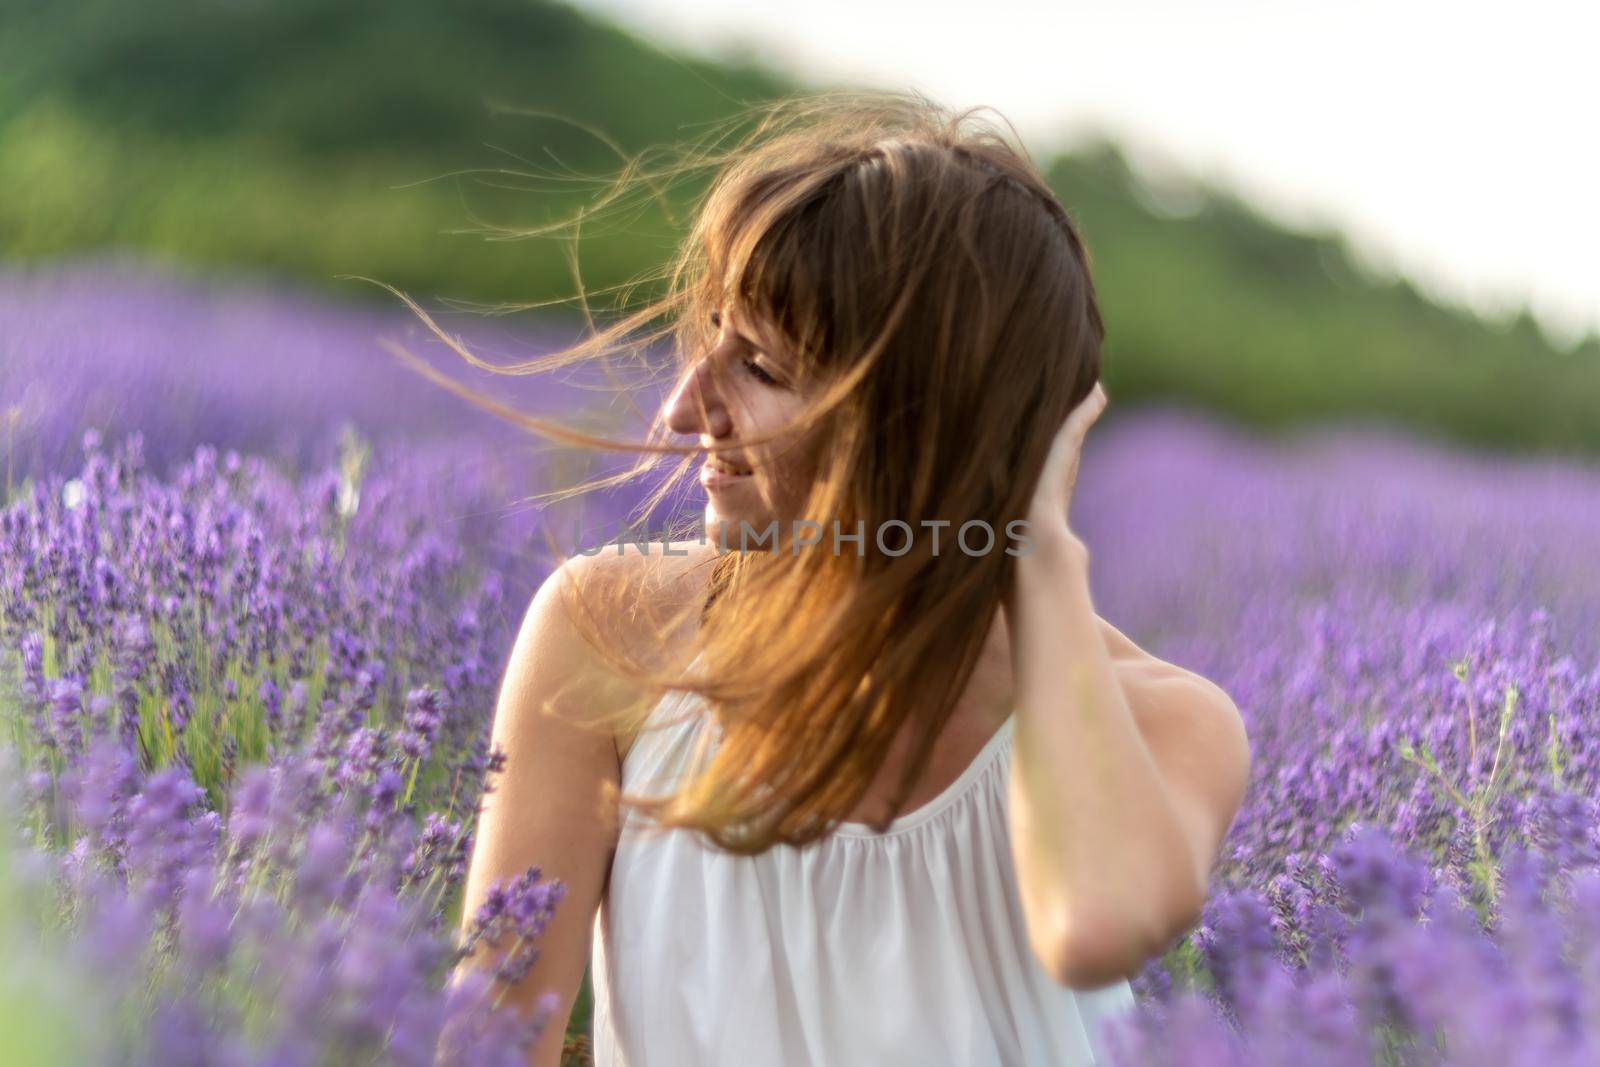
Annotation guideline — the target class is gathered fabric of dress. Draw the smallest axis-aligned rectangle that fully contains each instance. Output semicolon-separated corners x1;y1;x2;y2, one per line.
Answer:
589;676;1139;1066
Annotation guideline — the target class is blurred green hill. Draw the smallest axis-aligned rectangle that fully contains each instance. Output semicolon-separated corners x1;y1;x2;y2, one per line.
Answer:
1;0;1595;457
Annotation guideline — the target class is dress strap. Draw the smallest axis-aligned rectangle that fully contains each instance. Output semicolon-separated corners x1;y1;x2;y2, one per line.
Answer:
617;678;719;821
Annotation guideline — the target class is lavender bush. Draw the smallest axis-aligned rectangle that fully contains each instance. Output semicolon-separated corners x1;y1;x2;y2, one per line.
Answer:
1067;412;1600;1063
5;259;1600;1063
0;259;692;1065
0;432;594;1064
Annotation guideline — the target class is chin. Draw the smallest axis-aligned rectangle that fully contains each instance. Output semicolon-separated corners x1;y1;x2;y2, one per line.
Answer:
703;503;782;554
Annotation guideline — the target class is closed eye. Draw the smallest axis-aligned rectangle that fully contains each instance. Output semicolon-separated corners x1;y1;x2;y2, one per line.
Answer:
742;357;780;386
712;309;784;388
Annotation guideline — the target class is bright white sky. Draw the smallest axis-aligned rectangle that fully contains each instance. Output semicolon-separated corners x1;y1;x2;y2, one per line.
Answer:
574;0;1598;350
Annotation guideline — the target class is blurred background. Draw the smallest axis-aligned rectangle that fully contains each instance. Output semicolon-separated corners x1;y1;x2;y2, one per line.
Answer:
2;0;1596;477
3;5;1599;1061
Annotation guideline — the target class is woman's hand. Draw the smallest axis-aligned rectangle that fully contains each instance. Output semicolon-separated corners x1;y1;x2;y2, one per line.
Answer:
1025;381;1108;540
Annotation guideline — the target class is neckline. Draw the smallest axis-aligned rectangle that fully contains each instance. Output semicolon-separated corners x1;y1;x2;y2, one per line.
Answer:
636;653;1017;841
829;713;1015;839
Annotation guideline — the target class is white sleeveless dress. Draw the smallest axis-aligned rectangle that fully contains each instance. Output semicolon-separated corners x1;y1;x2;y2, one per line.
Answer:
589;679;1139;1066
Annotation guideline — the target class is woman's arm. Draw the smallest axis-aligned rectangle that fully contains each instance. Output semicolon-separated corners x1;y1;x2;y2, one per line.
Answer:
1003;383;1250;989
1003;532;1248;989
452;553;641;1067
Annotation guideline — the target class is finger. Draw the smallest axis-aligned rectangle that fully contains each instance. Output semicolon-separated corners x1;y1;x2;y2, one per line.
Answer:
1039;390;1103;489
1063;384;1108;438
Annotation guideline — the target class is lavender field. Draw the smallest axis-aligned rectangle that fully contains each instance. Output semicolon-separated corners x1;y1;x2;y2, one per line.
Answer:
4;259;1600;1065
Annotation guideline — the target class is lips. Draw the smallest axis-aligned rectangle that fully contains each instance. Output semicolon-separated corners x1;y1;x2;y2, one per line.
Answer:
706;455;754;476
699;461;752;491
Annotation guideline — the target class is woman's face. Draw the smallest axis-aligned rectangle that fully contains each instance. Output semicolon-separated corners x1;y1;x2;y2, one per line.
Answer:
664;302;827;548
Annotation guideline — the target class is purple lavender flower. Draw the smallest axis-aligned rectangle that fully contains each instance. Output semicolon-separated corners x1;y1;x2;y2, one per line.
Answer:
10;262;1600;1064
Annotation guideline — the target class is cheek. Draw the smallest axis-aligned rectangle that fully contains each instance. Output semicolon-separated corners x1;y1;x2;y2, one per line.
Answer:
750;398;829;499
775;432;827;499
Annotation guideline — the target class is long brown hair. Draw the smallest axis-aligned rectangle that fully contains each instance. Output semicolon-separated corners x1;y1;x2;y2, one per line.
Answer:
368;88;1104;853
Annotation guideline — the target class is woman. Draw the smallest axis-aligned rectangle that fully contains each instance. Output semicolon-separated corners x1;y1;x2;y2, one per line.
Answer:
445;90;1251;1066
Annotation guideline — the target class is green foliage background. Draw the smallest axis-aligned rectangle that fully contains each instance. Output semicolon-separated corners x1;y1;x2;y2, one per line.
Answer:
2;0;1594;460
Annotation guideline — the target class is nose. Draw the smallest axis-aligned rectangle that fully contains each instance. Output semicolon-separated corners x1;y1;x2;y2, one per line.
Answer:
664;353;734;439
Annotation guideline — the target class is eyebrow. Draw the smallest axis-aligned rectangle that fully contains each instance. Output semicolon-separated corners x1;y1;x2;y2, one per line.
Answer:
722;307;764;351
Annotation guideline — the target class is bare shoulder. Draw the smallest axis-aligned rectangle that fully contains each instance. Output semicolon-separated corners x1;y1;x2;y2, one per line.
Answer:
1097;614;1235;703
478;538;721;835
1095;614;1166;671
556;538;720;667
535;538;719;766
1097;614;1245;751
